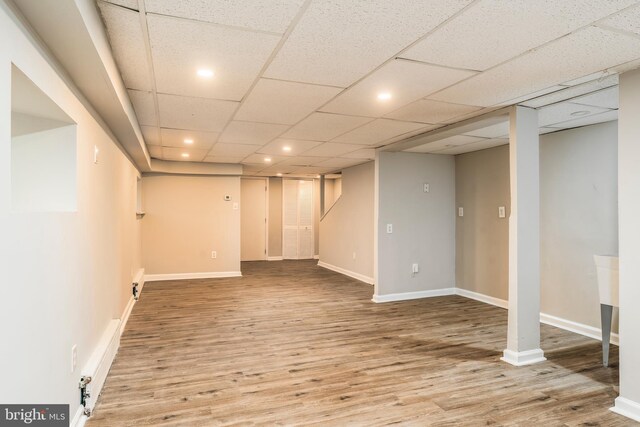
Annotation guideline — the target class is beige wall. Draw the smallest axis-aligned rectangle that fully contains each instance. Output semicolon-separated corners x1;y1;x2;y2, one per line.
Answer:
320;162;375;280
455;145;510;300
142;175;241;275
268;177;283;258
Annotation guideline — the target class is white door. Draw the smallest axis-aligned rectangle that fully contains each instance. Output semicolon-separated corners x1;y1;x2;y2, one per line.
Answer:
241;178;267;261
283;179;314;259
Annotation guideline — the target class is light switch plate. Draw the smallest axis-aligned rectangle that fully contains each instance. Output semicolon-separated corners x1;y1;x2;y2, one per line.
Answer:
458;207;464;217
424;183;430;193
498;206;506;218
386;224;393;233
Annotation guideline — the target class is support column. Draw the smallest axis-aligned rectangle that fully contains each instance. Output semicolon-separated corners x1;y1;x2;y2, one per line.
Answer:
612;69;640;422
501;106;546;366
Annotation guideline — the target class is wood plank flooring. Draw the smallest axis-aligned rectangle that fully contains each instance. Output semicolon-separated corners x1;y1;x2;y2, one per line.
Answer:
88;260;631;426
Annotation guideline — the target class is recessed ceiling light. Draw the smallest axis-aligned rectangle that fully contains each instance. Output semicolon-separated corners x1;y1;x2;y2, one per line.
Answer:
316;175;321;178
377;92;392;101
181;153;190;158
184;139;194;145
571;110;590;117
264;157;272;163
197;69;214;78
282;146;292;152
276;173;283;177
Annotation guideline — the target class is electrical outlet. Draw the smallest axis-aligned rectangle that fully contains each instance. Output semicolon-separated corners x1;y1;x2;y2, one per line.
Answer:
412;263;419;275
386;224;393;233
93;146;99;164
233;202;239;210
458;207;464;217
211;251;217;259
424;183;430;193
71;345;77;373
498;206;506;218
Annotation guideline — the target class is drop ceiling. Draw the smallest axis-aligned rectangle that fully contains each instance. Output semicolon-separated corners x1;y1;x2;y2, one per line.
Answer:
96;0;640;176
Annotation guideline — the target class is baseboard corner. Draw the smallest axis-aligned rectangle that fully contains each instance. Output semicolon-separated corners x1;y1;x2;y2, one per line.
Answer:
316;261;374;284
501;348;547;366
611;396;640;422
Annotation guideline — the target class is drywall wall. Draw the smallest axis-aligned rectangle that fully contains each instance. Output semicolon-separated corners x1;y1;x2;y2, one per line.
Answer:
0;4;141;418
455;145;510;300
268;177;283;258
314;178;320;257
376;152;456;296
319;161;375;281
142;175;241;275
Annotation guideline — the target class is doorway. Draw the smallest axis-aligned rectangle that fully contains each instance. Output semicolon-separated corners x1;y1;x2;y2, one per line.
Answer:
241;178;267;261
283;179;314;260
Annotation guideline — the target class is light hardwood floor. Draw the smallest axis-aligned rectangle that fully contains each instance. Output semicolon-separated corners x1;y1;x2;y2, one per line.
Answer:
88;260;630;426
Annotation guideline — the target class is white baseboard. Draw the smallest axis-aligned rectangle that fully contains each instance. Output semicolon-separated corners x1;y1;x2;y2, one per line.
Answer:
70;405;86;427
317;261;374;285
313;255;319;260
133;267;145;292
501;348;547;366
372;288;455;303
611;396;640;423
454;287;619;346
120;296;135;337
267;256;283;261
144;271;242;282
81;319;120;415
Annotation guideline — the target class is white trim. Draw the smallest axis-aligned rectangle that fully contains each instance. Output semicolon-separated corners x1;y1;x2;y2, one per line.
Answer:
501;348;547;366
611;396;640;423
120;296;135;337
81;319;120;415
313;255;319;260
455;287;508;309
372;288;456;303
133;267;145;291
144;271;242;282
70;405;86;427
267;256;283;261
317;261;374;285
540;312;620;346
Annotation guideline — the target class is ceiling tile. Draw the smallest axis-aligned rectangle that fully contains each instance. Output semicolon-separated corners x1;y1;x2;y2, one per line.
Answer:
147;145;162;158
538;102;610;127
242;153;287;164
401;0;637;71
141;126;161;145
103;0;138;10
281;112;373;141
341;148;377;160
571;86;619;109
162;147;209;161
386;99;482;124
257;139;322;156
242;164;266;173
147;14;280;101
290;166;335;175
264;0;473;87
406;134;485;153
98;2;151;91
333;119;426;145
430;27;640;107
235;79;342;124
278;156;331;166
321;60;476;117
600;4;640;36
464;121;510;138
128;89;157;126
157;93;237;132
218;121;288;145
521;75;619;108
312;158;368;168
433;138;509;155
209;143;262;157
160;128;218;149
144;0;305;33
202;156;245;164
300;142;362;157
260;164;300;174
548;109;618;128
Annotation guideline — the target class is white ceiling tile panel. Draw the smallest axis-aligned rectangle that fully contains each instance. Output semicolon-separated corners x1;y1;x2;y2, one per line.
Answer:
278;156;331;166
260;164;300;174
401;0;637;71
264;0;473;87
521;75;619;108
235;79;342;124
433;138;509;155
218;121;289;145
147;14;280;101
281;112;373;141
600;4;640;36
321;60;476;117
571;87;619;109
103;0;138;10
160;128;218;149
464;121;510;138
147;145;162;158
242;153;288;164
548;109;618;129
157;93;238;132
209;143;263;157
333;119;425;145
430;27;640;107
300;142;363;157
341;148;377;160
202;156;245;164
312;158;368;168
141;126;161;145
162;147;209;161
385;99;482;124
290;166;335;175
406;134;486;153
500;85;567;107
538;102;610;127
257;139;323;156
98;2;151;91
128;90;157;126
144;0;305;33
242;164;266;173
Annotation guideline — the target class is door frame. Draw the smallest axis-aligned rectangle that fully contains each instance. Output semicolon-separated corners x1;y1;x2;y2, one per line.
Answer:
282;178;314;260
240;177;268;261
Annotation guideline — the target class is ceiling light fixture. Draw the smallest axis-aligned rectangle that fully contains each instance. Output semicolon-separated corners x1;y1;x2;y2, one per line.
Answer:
276;173;283;177
570;110;590;117
184;139;194;145
197;69;214;78
377;92;392;101
181;153;190;158
282;146;292;152
264;157;272;163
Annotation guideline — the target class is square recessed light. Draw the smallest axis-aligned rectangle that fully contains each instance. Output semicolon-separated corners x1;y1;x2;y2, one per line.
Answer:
283;146;292;152
197;69;214;78
377;92;392;101
181;153;190;158
264;157;272;163
184;139;194;145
